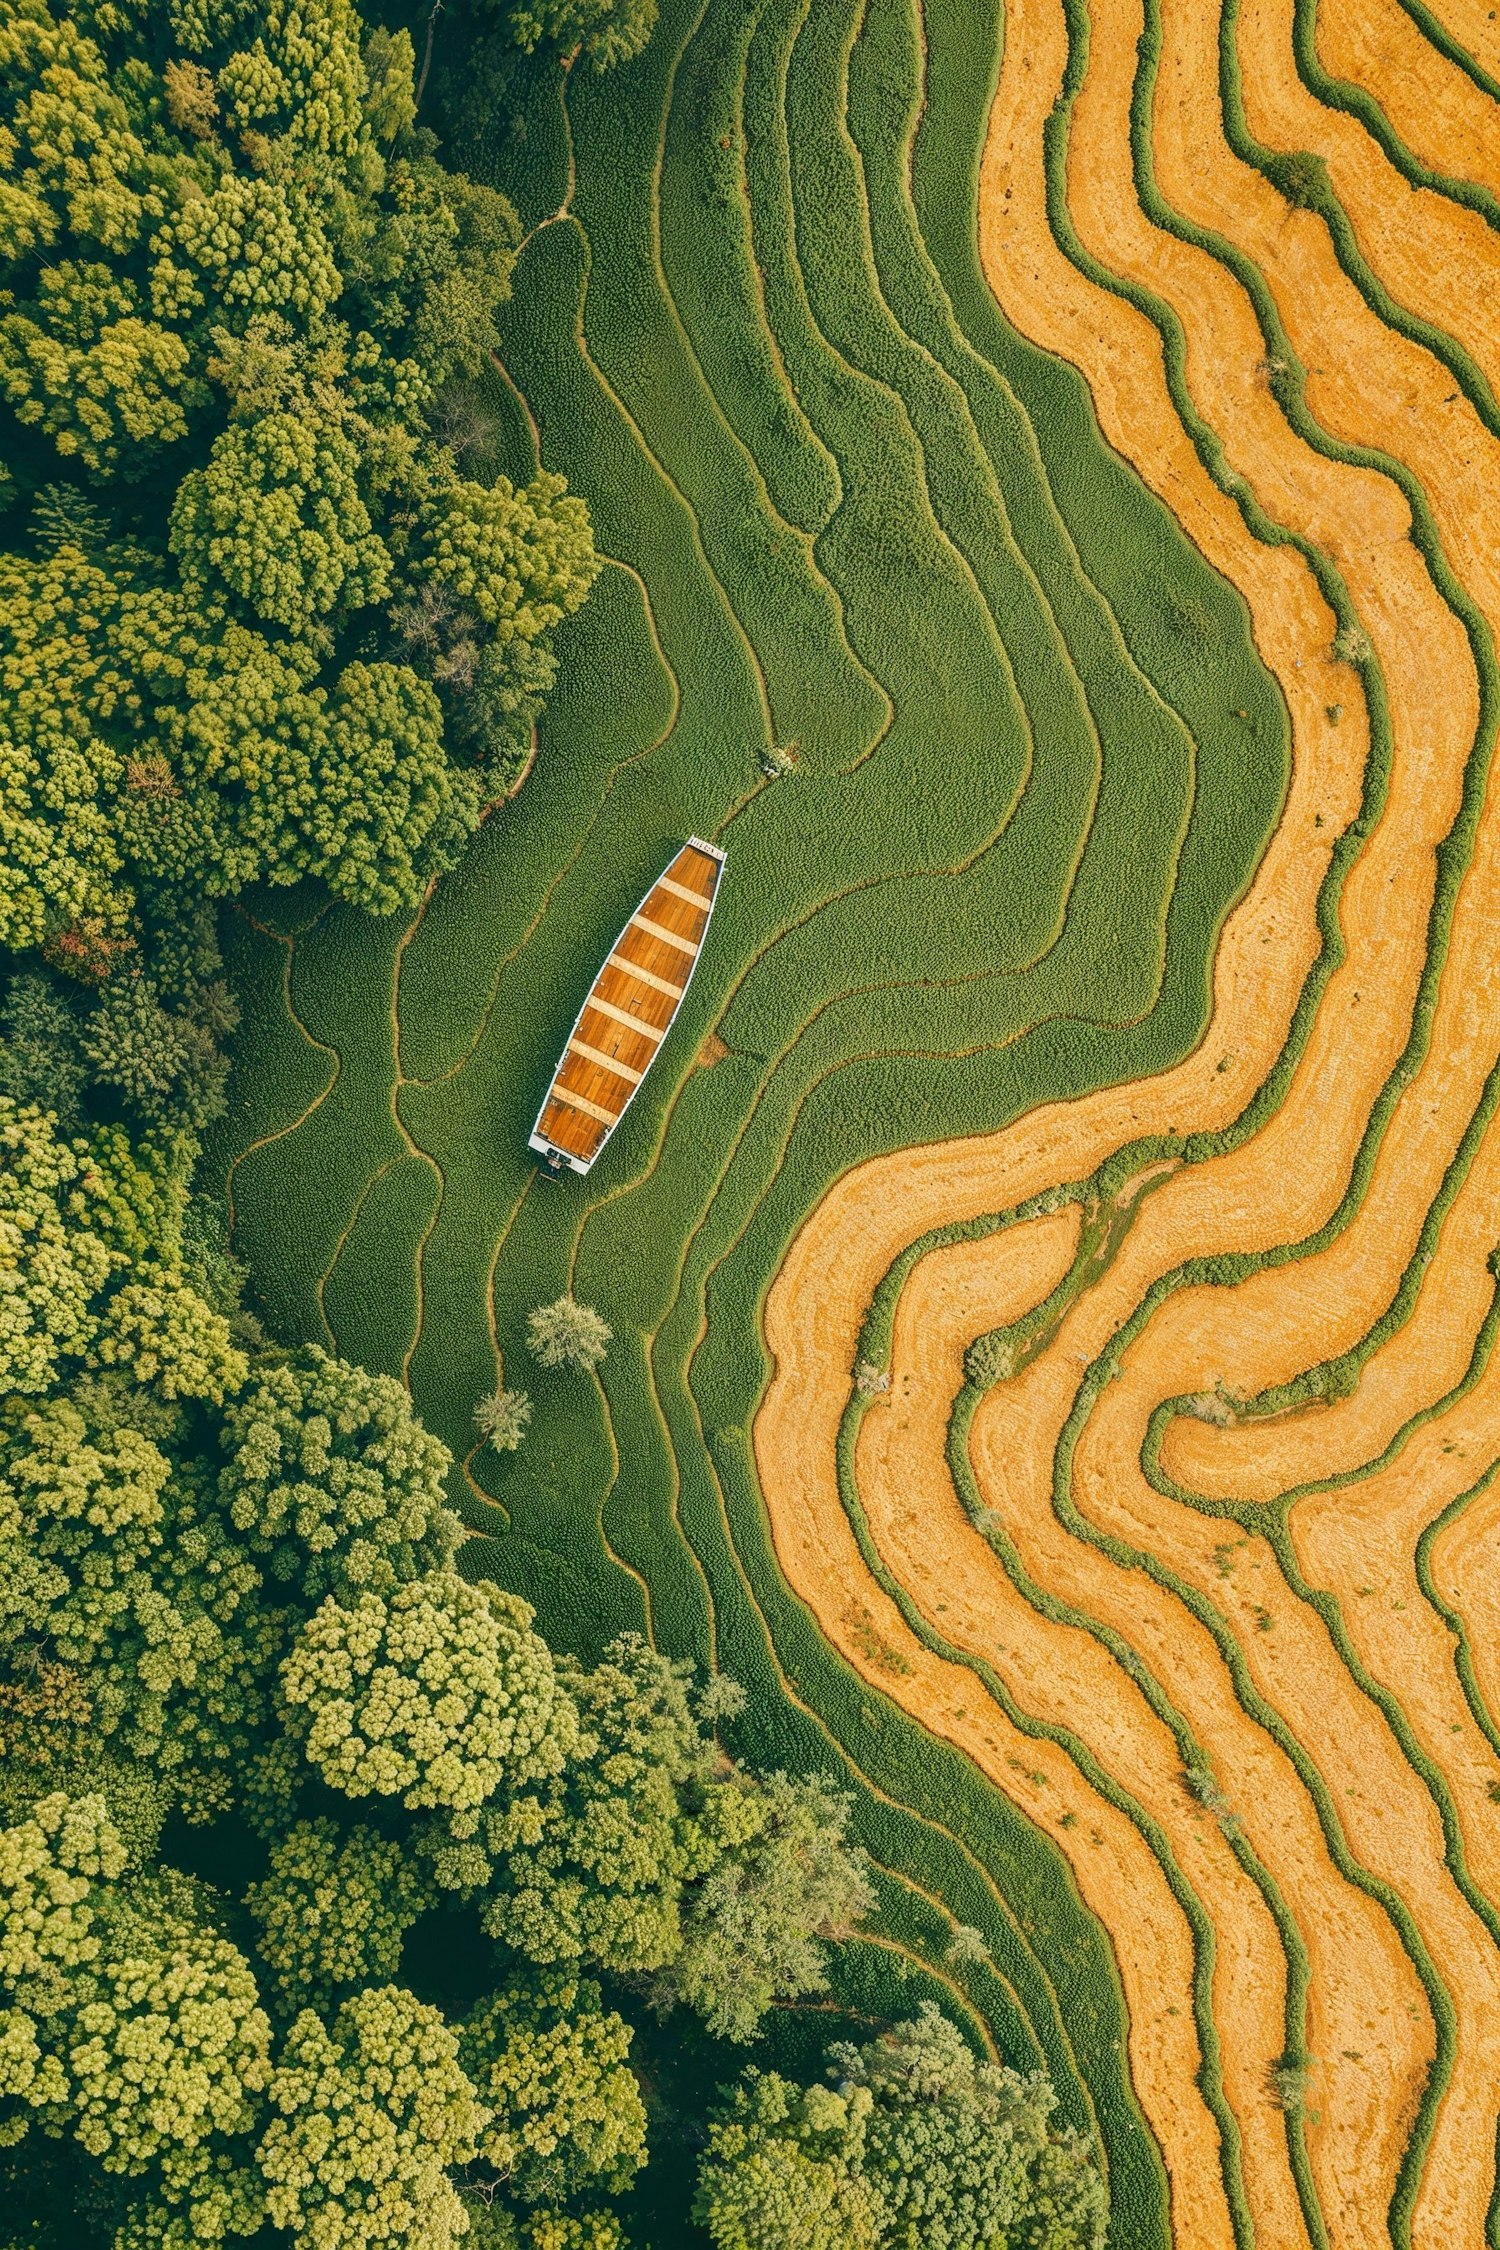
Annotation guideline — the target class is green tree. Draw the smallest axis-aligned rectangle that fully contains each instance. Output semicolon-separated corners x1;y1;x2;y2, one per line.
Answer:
461;1972;646;2205
257;1985;488;2247
0;1794;272;2241
414;469;598;643
0;1098;119;1395
0;1395;266;1802
474;1387;531;1453
653;1773;874;2043
246;1818;433;2016
0;0;596;977
0;264;199;478
80;976;227;1133
479;1635;716;1968
169;411;391;634
525;1297;611;1374
279;1573;578;1829
92;1269;246;1403
501;0;659;71
693;2074;879;2250
477;1638;869;2041
694;2018;1106;2250
0;975;87;1134
218;1347;458;1602
828;2006;1107;2250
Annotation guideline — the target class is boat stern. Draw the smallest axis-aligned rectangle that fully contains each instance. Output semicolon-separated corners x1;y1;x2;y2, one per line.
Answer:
528;1131;593;1177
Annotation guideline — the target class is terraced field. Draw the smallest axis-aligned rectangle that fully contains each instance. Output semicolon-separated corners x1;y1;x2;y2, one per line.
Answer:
207;0;1500;2240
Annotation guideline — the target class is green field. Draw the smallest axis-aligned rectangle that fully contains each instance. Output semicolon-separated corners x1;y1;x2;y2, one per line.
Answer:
207;0;1291;2233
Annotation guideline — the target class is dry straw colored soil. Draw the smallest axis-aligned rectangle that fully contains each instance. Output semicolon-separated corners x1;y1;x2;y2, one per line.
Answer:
754;0;1500;2243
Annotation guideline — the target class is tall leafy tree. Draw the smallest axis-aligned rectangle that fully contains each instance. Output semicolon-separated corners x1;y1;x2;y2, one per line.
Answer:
499;0;659;71
278;1572;579;1830
218;1347;459;1601
257;1985;489;2248
693;2074;880;2250
461;1972;647;2206
696;2010;1108;2250
245;1818;434;2016
0;1793;273;2243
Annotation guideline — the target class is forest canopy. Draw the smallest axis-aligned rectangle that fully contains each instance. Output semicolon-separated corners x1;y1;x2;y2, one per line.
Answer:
0;0;599;981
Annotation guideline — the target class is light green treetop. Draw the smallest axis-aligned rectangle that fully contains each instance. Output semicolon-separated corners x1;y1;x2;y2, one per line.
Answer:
461;1972;646;2206
218;1348;458;1603
258;1984;488;2249
653;1771;874;2044
827;2007;1107;2250
0;1099;118;1395
0;1795;273;2237
0;1395;268;1797
169;411;391;634
478;1635;713;1971
245;1817;432;2019
279;1573;578;1826
693;2074;879;2250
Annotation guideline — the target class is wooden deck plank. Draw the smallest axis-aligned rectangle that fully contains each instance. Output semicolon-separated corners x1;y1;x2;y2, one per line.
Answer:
569;1036;645;1084
657;872;716;908
631;911;700;957
606;951;684;1000
549;1084;620;1127
585;994;667;1042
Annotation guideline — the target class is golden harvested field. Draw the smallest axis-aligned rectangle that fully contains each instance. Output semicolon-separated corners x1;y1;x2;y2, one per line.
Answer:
753;1;1500;2241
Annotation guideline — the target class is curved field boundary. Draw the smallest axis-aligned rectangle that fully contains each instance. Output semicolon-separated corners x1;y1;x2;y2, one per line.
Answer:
746;4;1500;2250
209;0;1330;2239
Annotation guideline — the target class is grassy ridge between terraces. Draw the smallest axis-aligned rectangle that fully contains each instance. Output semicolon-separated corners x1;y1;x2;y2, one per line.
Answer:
207;0;1293;2235
804;0;1500;2236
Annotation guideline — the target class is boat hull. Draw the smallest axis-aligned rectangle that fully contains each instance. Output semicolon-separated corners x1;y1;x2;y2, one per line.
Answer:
529;837;726;1175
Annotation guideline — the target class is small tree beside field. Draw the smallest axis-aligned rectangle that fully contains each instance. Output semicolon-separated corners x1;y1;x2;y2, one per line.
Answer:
527;1297;612;1373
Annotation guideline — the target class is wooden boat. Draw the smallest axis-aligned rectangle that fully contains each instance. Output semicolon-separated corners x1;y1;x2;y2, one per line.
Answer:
529;837;727;1175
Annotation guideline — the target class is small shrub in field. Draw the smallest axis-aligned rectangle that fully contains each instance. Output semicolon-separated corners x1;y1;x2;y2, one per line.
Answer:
527;1295;612;1372
853;1359;889;1397
965;1332;1015;1387
696;1673;748;1724
475;1387;532;1452
946;1924;990;1968
1266;150;1328;211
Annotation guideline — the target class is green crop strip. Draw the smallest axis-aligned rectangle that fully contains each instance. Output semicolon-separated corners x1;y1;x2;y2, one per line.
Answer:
210;0;1310;2235
1394;0;1500;103
1414;1462;1500;1781
881;0;1500;2223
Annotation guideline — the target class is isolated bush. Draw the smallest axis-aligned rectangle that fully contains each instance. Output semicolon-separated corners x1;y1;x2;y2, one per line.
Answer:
476;1388;533;1452
526;1297;612;1373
